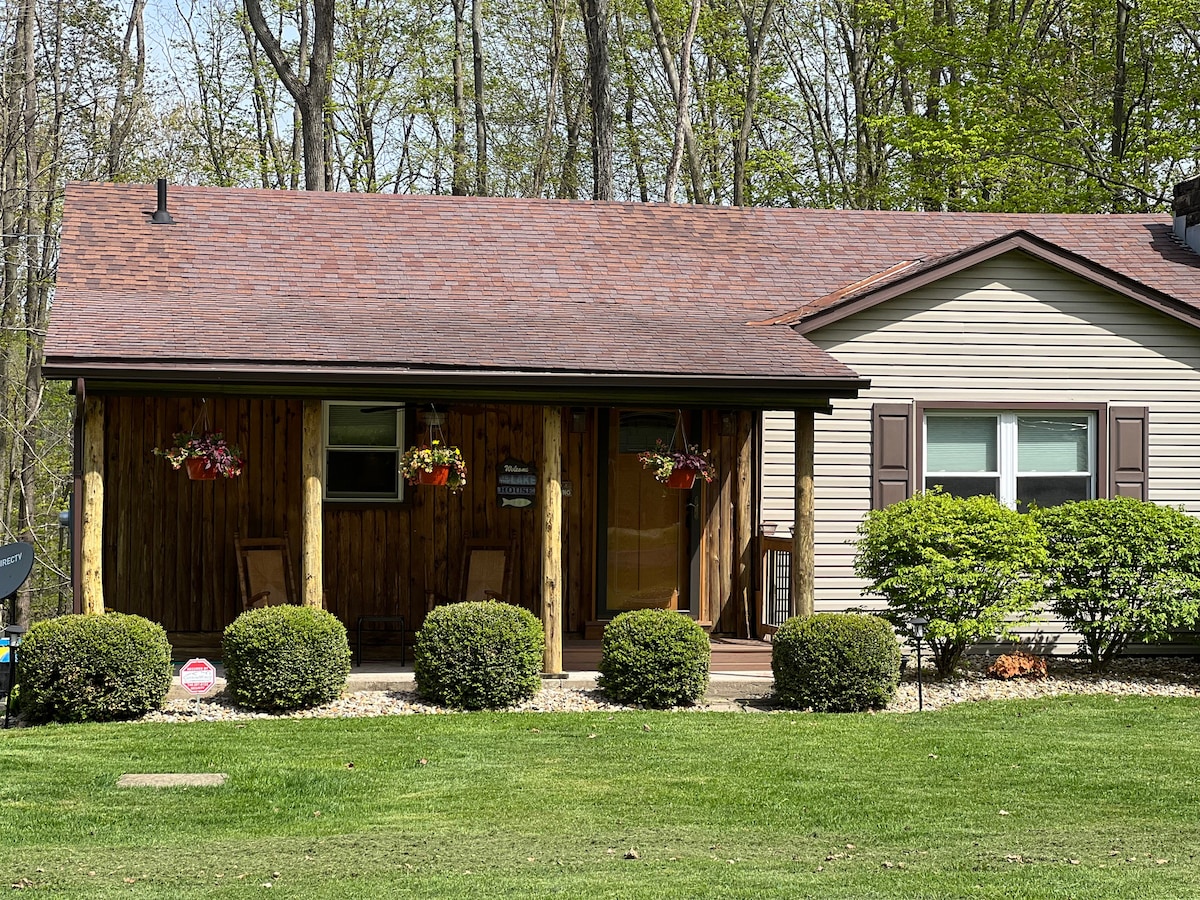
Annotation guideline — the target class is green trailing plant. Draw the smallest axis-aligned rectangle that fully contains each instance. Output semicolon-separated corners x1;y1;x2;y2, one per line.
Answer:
598;608;711;707
222;605;351;710
414;601;544;709
854;488;1047;677
1034;497;1200;671
772;613;901;712
17;612;173;724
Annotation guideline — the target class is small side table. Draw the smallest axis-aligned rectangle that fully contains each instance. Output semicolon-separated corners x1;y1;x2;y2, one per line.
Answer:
355;615;406;667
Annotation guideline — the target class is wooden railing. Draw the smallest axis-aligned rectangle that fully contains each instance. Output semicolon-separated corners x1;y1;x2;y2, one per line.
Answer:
757;533;792;635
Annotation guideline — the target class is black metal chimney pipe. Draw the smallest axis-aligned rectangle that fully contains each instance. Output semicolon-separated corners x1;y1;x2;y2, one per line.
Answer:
150;178;175;225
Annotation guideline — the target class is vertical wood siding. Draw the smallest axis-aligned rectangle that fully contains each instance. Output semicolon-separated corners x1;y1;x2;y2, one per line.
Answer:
100;398;759;648
101;398;600;650
762;254;1200;635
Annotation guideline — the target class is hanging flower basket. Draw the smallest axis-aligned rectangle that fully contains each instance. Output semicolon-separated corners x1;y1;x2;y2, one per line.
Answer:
401;441;466;493
155;431;244;479
638;439;714;489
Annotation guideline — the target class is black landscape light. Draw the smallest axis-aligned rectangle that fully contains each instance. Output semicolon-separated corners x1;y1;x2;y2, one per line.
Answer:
909;616;929;712
3;623;26;728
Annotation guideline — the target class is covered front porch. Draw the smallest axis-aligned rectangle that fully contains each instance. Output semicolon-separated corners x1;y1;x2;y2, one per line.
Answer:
74;393;827;673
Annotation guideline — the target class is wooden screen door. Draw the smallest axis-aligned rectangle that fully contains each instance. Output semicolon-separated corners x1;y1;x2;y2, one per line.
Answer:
601;409;692;615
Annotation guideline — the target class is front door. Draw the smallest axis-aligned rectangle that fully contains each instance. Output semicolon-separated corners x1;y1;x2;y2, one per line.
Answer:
598;410;695;617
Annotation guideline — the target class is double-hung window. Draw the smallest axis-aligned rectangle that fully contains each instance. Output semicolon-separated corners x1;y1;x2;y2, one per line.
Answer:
924;411;1095;510
324;402;405;501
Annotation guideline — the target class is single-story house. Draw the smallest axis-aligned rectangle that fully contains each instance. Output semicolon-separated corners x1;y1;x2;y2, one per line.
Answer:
45;179;1200;663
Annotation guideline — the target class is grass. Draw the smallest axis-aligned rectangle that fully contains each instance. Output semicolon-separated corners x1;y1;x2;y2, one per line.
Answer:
2;697;1199;898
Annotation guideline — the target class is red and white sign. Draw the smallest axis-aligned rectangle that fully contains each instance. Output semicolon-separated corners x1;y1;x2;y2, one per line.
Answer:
179;658;217;695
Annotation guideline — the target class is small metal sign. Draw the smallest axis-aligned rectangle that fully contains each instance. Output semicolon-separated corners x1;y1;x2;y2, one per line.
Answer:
497;458;537;509
179;658;217;695
0;542;34;600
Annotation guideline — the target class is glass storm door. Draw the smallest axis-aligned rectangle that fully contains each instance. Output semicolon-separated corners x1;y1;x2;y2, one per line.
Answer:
599;410;693;617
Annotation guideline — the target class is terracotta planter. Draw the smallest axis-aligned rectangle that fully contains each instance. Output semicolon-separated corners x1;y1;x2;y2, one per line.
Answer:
418;465;451;486
664;467;698;490
185;457;217;481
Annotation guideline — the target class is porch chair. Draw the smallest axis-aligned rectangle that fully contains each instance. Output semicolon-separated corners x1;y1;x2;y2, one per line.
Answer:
425;537;515;613
234;532;298;612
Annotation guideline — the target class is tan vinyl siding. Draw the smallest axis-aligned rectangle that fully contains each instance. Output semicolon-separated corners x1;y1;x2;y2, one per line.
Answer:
763;253;1200;634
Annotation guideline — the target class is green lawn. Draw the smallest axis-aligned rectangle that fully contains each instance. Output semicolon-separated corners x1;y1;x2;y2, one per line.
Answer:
2;697;1199;898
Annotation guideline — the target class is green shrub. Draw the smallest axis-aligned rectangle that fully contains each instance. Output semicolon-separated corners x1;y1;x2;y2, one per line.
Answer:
597;608;710;708
222;605;351;710
854;488;1046;677
414;601;544;710
772;613;900;712
17;612;173;724
1034;497;1200;671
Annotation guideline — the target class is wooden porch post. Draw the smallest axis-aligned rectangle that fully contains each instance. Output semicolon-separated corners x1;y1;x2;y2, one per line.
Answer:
541;406;563;675
301;399;324;609
81;395;105;615
792;408;815;617
735;411;754;637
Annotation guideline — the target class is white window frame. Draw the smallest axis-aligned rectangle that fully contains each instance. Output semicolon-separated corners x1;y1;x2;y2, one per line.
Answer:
323;401;405;502
923;410;1097;509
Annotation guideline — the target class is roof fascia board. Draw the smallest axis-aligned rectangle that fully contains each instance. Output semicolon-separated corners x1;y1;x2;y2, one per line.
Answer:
793;230;1200;335
54;365;868;409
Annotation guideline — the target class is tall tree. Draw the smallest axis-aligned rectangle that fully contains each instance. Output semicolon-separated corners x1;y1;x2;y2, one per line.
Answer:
242;0;336;190
578;0;613;198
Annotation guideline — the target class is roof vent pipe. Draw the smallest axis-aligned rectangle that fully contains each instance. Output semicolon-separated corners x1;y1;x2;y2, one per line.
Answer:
150;178;175;225
1172;177;1200;255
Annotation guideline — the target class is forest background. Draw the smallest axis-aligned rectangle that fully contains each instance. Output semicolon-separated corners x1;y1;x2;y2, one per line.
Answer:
1;0;1197;625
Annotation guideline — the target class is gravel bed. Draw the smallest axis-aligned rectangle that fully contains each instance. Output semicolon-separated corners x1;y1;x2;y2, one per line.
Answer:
887;656;1200;713
126;656;1200;723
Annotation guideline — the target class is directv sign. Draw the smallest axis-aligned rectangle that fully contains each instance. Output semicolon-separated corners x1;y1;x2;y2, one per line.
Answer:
0;542;34;599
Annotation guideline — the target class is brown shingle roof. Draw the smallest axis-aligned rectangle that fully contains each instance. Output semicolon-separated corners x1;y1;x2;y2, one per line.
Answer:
46;183;1200;391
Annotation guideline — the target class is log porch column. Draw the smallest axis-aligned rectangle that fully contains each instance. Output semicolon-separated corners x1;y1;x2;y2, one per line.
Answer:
301;399;324;609
541;406;563;675
81;395;105;615
792;408;815;617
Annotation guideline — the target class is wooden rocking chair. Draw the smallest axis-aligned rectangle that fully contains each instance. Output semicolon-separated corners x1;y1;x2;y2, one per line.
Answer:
425;538;514;612
235;532;298;611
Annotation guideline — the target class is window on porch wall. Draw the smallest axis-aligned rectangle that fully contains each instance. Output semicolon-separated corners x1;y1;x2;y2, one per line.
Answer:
323;402;405;501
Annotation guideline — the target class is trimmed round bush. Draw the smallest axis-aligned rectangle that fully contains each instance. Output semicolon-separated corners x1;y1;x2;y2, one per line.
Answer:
414;601;544;709
18;612;173;724
772;613;900;712
222;605;351;710
598;608;710;708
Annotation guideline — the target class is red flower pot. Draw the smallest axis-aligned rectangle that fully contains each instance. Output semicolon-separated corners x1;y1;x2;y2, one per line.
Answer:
418;465;451;486
664;467;698;490
185;457;217;481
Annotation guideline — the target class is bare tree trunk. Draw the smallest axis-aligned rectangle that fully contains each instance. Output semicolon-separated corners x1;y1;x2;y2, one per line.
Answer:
613;3;648;202
452;0;468;194
644;0;705;201
242;0;335;190
107;0;147;179
239;16;291;188
732;0;776;206
558;75;585;199
664;0;701;202
472;0;487;195
578;0;613;200
532;0;565;196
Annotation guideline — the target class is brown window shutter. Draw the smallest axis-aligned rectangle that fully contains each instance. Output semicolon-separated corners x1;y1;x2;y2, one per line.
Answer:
1108;406;1149;500
871;403;913;510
